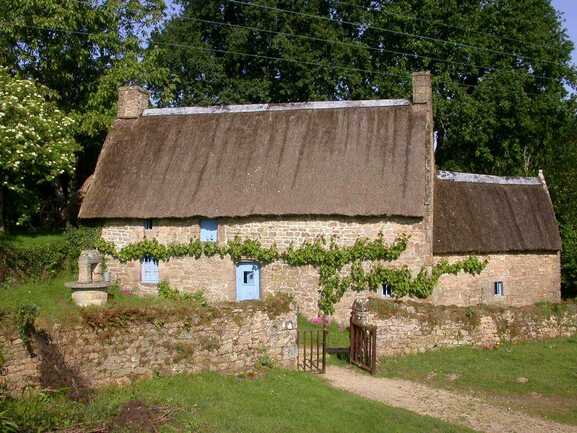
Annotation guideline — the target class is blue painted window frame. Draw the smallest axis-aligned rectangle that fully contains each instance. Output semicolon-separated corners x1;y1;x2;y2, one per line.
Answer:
144;219;153;230
141;256;160;284
494;281;504;296
200;218;218;242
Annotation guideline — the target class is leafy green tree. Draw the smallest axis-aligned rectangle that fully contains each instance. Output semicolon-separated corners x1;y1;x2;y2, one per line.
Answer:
543;123;577;298
0;0;173;228
0;68;79;231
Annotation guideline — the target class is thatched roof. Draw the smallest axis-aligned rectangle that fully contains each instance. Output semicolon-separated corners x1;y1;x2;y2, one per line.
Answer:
79;100;428;219
434;171;561;254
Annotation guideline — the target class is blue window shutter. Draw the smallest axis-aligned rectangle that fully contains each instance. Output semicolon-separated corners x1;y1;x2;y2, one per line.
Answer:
200;218;218;242
141;257;160;284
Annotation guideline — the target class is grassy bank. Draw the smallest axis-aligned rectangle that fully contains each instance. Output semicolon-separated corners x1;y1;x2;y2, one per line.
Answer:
3;370;476;433
378;336;577;425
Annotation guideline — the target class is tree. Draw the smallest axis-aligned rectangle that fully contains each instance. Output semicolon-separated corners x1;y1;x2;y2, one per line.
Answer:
0;68;79;231
0;0;173;228
152;0;576;172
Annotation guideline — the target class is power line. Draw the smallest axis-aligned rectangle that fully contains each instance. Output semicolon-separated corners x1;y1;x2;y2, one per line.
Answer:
227;0;564;68
36;0;570;83
331;0;553;53
173;15;495;72
0;21;412;82
173;14;565;85
0;21;553;98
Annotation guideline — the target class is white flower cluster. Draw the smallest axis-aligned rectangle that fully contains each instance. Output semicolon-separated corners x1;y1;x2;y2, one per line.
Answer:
0;68;79;191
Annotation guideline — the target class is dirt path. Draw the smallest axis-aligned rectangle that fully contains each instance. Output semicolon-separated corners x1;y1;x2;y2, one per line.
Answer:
325;365;577;433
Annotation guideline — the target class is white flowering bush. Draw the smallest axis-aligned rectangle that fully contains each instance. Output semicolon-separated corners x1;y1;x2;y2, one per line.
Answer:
0;68;79;225
0;68;79;192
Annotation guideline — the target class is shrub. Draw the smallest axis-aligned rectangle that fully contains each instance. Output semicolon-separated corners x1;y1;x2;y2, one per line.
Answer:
158;281;207;306
0;226;100;283
15;304;39;344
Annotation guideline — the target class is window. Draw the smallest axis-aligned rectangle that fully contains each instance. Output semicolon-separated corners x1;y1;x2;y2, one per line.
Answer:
141;256;159;284
382;283;393;298
144;219;153;230
200;218;218;242
494;281;504;297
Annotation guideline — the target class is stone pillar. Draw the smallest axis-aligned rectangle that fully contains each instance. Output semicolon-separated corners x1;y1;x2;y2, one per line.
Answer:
117;86;149;119
351;298;370;326
412;71;435;268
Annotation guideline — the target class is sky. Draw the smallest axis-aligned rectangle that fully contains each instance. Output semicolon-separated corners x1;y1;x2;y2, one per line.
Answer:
551;0;577;66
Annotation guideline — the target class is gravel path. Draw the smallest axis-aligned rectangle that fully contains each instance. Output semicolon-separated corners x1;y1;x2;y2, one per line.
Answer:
325;365;577;433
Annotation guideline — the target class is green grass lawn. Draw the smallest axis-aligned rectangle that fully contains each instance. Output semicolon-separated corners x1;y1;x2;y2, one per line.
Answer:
5;370;476;433
0;273;211;327
1;232;65;248
378;337;577;425
0;273;78;323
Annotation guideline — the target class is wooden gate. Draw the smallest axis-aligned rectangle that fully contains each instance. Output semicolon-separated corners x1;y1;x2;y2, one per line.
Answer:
349;319;377;375
297;328;327;374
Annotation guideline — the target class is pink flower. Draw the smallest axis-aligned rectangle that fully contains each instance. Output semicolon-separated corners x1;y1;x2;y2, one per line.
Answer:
310;316;330;326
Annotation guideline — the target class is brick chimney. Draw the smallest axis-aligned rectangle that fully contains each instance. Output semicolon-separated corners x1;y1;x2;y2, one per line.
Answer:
117;86;149;119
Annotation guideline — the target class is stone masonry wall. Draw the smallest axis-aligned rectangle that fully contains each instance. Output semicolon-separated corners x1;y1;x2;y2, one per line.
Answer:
355;298;576;358
0;301;297;394
101;215;429;322
431;252;561;306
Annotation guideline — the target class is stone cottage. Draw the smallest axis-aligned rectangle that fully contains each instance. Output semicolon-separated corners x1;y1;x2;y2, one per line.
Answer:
79;72;561;321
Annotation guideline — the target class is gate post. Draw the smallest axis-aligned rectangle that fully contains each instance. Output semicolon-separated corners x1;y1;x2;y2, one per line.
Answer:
350;298;378;375
351;298;370;326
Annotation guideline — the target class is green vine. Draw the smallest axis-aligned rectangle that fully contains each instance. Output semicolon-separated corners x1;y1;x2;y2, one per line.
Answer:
316;256;487;315
95;234;487;315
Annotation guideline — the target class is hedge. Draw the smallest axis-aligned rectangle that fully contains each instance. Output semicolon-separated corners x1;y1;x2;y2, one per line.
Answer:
0;227;100;283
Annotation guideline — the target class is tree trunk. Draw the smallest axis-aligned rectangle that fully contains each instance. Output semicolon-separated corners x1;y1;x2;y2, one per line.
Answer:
0;186;5;233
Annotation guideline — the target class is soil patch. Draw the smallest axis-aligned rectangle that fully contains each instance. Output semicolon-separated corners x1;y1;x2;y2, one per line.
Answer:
54;400;173;433
325;365;577;433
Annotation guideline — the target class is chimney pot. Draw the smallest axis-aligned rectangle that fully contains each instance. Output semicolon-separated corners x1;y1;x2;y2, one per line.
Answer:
117;86;149;119
412;71;432;105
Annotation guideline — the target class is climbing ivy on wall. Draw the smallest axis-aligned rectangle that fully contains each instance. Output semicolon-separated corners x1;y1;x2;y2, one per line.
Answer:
95;235;486;315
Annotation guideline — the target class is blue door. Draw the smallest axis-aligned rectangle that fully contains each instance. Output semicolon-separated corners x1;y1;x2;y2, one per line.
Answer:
141;256;160;284
236;262;260;301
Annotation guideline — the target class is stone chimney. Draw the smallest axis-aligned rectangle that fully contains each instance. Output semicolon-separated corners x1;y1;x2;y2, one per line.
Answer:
411;71;435;268
117;86;149;119
412;71;432;106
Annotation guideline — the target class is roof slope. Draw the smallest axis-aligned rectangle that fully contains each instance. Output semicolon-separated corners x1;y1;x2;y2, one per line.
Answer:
434;172;561;254
79;102;427;219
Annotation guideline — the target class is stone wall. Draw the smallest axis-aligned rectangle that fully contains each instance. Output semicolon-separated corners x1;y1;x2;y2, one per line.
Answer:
356;298;577;358
432;252;561;306
0;299;297;394
101;215;428;321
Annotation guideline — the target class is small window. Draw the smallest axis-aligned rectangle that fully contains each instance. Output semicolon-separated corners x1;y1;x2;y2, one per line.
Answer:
494;281;504;297
243;270;254;284
200;218;218;242
382;283;393;298
141;256;159;284
144;219;153;230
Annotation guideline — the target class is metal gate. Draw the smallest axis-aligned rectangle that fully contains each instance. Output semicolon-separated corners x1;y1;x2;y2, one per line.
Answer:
349;319;377;375
297;328;327;374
